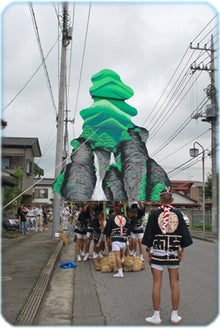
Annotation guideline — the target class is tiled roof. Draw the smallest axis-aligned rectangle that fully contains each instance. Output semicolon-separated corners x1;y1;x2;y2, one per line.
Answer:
2;137;42;157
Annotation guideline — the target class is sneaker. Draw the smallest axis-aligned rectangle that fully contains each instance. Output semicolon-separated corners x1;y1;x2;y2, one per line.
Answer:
113;272;124;278
98;252;103;259
140;254;144;261
145;315;162;325
77;255;82;262
170;311;182;324
83;253;89;261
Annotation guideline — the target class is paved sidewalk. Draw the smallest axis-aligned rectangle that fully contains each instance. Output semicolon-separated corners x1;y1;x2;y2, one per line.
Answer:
1;225;62;325
190;229;218;243
35;236;105;325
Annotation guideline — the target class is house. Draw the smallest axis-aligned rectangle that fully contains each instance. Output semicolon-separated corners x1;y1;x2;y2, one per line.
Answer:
2;137;42;205
32;178;54;207
171;180;201;203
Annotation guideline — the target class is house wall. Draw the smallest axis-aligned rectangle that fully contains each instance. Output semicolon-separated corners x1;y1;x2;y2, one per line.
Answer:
2;147;35;197
32;185;54;206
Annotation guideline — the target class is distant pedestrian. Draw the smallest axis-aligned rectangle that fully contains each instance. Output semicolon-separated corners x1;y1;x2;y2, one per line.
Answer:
43;206;49;231
61;206;70;231
34;205;43;232
142;189;193;324
26;206;36;230
105;206;130;278
17;204;28;235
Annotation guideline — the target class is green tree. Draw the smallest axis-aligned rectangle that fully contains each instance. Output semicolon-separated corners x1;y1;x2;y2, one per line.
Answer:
3;167;24;215
205;173;212;198
34;163;44;178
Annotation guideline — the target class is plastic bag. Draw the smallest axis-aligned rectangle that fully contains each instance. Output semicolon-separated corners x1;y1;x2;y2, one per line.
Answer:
59;261;77;269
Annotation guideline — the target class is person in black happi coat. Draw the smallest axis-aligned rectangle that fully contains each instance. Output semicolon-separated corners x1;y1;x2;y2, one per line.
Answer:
142;189;193;324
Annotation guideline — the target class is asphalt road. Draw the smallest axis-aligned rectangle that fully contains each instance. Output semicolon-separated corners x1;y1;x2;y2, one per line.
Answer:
36;236;218;326
90;238;218;326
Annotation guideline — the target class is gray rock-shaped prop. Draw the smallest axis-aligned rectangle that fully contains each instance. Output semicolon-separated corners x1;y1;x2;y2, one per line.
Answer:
119;128;149;203
61;140;96;200
95;149;111;180
102;166;127;201
146;157;170;200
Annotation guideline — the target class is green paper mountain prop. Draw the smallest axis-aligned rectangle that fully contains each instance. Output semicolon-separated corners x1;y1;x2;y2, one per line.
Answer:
53;69;170;202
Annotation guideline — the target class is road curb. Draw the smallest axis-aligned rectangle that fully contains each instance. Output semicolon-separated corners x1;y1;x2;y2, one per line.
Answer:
190;232;217;243
15;236;65;325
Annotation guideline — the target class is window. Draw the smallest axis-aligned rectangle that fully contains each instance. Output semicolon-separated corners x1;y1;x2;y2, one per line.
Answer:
34;188;48;199
26;160;32;175
2;157;10;169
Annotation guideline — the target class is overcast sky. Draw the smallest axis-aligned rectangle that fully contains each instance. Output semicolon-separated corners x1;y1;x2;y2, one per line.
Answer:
1;0;219;182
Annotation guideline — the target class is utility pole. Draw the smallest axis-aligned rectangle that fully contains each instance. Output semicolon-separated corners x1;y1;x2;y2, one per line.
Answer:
190;34;218;234
52;3;72;239
64;107;75;160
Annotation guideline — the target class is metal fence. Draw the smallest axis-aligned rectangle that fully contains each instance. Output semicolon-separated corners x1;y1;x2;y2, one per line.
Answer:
191;211;212;231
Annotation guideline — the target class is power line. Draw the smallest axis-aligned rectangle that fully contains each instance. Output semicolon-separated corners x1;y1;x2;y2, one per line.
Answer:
190;15;217;44
29;3;58;116
73;2;92;122
142;15;216;134
142;46;192;127
2;34;60;112
157;128;210;163
150;96;208;157
167;150;211;178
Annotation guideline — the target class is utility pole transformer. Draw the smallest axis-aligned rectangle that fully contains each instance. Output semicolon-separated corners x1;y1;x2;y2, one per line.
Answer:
52;3;72;239
190;35;218;234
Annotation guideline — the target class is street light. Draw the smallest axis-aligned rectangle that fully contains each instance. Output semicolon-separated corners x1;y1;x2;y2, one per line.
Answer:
189;142;205;236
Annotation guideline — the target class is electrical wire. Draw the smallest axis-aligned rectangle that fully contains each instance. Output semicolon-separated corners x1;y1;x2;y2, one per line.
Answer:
142;46;192;127
190;15;217;44
73;2;92;122
2;33;60;112
142;16;216;134
3;126;100;210
150;96;208;157
29;3;58;116
157;129;210;163
167;150;210;178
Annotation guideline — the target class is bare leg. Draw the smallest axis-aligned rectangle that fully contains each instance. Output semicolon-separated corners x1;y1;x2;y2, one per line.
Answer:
113;248;124;277
168;268;180;310
152;268;163;310
115;250;122;269
145;268;163;324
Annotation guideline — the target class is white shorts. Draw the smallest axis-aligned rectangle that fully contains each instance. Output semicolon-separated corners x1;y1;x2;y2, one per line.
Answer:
151;263;179;271
131;232;144;240
76;233;87;239
112;241;127;252
86;232;93;238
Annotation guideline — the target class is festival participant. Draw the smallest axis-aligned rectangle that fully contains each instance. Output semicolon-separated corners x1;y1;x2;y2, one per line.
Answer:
129;202;145;261
142;189;193;325
105;205;130;278
75;203;88;261
83;202;93;261
103;207;115;253
91;209;105;259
